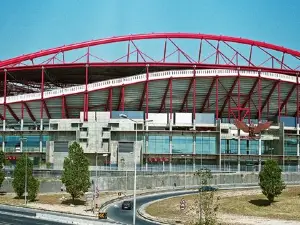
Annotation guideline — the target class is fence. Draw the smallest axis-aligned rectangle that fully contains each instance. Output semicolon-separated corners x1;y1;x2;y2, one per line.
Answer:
4;163;300;179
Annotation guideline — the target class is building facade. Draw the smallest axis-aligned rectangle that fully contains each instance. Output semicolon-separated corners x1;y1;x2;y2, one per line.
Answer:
2;110;299;172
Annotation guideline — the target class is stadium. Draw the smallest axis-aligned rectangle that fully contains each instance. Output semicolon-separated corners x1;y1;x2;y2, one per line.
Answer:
0;32;300;172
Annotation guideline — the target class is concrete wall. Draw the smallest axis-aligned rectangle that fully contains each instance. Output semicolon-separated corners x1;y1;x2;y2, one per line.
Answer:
2;172;300;193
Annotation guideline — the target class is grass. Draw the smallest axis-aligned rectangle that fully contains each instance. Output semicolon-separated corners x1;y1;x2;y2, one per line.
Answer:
218;186;300;221
0;191;118;206
145;186;300;224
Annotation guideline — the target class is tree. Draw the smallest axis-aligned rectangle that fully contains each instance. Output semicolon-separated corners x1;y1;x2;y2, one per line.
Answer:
28;176;40;201
12;154;40;201
259;159;286;203
0;150;5;189
191;168;219;225
61;142;91;202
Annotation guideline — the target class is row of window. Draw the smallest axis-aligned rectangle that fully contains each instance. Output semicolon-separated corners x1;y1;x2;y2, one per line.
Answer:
147;136;216;154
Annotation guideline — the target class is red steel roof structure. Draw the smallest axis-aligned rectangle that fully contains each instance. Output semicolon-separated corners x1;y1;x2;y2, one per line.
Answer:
0;32;300;124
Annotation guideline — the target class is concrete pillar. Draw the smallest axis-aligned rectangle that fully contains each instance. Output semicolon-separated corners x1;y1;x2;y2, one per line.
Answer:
169;122;172;172
218;120;222;171
297;124;299;172
237;130;241;172
20;119;24;152
258;138;262;172
145;122;149;171
39;119;43;152
2;120;5;152
193;129;196;172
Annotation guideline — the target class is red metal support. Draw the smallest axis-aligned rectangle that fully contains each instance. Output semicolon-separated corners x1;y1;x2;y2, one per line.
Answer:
200;77;216;112
109;88;112;117
281;53;285;69
215;41;220;64
248;45;253;66
163;39;167;63
117;85;125;111
219;77;239;117
105;88;113;118
216;76;219;119
127;41;130;62
138;65;150;113
276;84;296;117
159;79;171;113
84;64;89;121
62;95;69;118
258;80;279;117
258;72;261;121
197;39;203;63
180;74;194;111
23;102;36;121
6;105;19;121
3;69;7;121
241;78;259;108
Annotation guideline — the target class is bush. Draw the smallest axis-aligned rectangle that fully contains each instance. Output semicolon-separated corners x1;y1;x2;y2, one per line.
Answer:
28;176;40;201
12;154;40;201
61;142;91;202
259;159;286;203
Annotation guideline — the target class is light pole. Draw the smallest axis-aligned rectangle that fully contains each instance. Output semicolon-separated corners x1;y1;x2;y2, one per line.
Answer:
103;153;108;171
20;137;28;204
119;114;152;225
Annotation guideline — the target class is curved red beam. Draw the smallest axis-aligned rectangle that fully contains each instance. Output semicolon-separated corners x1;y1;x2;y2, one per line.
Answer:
1;32;300;68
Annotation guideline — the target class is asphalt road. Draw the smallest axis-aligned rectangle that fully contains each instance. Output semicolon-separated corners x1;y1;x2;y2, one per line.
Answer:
106;190;198;225
0;211;69;225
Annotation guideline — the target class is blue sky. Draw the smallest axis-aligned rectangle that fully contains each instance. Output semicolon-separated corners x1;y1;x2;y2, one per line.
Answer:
0;0;299;60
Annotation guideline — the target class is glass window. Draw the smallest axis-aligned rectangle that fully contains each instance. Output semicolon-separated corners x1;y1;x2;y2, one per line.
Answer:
172;136;193;154
285;138;297;156
195;135;216;154
148;135;169;154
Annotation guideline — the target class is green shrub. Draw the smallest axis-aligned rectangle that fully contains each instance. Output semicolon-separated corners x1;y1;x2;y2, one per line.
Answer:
259;159;286;203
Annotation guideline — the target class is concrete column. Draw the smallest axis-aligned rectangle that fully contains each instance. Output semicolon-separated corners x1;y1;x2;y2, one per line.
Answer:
193;131;196;172
2;120;5;152
297;124;300;172
218;120;222;171
39;119;43;152
237;130;241;172
169;122;172;172
145;122;149;171
258;138;262;172
20;119;24;152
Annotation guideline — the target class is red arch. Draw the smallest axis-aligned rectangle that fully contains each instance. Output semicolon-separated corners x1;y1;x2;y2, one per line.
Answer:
1;32;300;69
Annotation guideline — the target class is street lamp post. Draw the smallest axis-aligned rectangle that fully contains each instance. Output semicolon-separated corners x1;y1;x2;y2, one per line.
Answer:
119;114;152;225
103;153;108;171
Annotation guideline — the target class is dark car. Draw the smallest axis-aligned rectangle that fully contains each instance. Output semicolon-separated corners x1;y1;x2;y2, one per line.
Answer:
199;186;218;192
121;200;133;210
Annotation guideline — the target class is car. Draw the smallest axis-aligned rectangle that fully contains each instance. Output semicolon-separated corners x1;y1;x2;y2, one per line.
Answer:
199;186;218;192
121;200;133;210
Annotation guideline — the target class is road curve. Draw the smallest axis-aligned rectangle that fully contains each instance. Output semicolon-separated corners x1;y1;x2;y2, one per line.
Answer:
106;190;198;225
